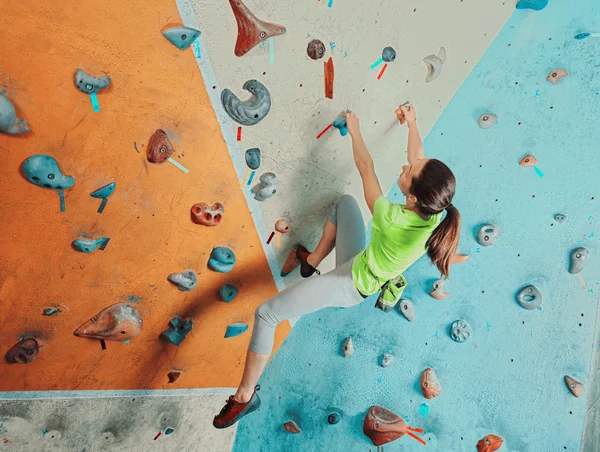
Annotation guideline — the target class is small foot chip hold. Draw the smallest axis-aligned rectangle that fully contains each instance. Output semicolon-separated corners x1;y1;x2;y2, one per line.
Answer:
224;323;249;338
245;148;261;169
449;319;472;343
564;375;584;397
516;0;548;10
167;371;182;383
147;129;174;164
363;406;426;446
382;46;396;63
227;0;286;57
520;154;537;166
72;237;110;253
478;113;497;129
381;354;394;367
307;39;326;60
517;284;542;310
398;298;415;322
420;367;442;399
218;283;239;302
221;80;271;126
5;338;39;364
429;279;449;300
283;421;301;434
43;430;62;441
328;412;341;425
168;270;198;291
43;307;61;316
275;219;290;233
90;182;116;213
101;431;115;444
191;202;224;226
74;303;142;341
547;68;568;85
254;172;277;201
161;316;194;345
423;47;446;83
555;214;567;223
569;247;590;274
74;68;111;94
343;338;354;357
477;434;504;452
161;25;201;50
477;224;499;246
0;94;30;135
324;57;334;99
209;247;236;273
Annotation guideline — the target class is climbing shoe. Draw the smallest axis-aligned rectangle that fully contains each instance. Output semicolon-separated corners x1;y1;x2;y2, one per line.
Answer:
213;385;261;429
296;245;320;278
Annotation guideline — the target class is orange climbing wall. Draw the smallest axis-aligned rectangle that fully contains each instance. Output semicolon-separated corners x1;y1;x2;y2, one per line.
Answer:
0;0;289;390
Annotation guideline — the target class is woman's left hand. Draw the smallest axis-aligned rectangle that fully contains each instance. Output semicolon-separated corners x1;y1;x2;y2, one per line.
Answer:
345;111;360;136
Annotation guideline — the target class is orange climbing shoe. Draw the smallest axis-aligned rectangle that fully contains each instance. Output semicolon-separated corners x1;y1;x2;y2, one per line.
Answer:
213;385;261;429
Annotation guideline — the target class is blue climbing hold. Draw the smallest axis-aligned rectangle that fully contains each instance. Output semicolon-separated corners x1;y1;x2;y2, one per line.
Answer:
327;412;341;425
208;247;236;273
218;284;239;302
164;427;175;435
224;323;248;338
22;154;75;212
161;316;194;346
332;117;348;136
516;0;548;10
90;182;116;213
72;237;110;253
574;32;591;40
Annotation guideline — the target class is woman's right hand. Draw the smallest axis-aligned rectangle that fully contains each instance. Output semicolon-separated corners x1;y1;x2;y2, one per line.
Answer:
345;111;360;136
395;103;416;126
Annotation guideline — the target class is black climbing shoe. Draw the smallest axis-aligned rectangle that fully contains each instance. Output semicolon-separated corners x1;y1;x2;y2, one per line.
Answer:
296;245;320;278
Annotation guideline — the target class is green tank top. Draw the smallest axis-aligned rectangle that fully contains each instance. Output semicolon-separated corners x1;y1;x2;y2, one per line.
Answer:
352;196;441;296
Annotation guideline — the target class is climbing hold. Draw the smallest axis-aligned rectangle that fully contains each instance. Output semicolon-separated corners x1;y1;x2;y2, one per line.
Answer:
168;371;182;383
147;129;174;164
74;68;111;94
191;202;224;226
43;430;62;441
555;214;567;223
161;315;194;345
222;80;271;126
43;307;61;316
516;0;548;10
381;354;394;367
343;338;354;357
476;434;504;452
569;247;590;274
101;431;115;444
382;46;396;63
72;237;110;253
245;148;261;169
74;303;142;341
167;270;198;291
449;319;472;343
574;32;594;40
423;47;446;83
398;298;414;322
564;375;584;397
22;154;75;212
218;284;239;302
161;25;201;50
328;412;341;425
547;69;568;85
275;219;290;233
90;182;116;213
164;427;175;435
208;247;236;273
476;224;499;246
224;323;248;338
519;155;537;166
0;94;30;134
420;367;442;399
363;406;426;447
429;279;449;300
517;284;542;310
254;172;277;201
283;421;301;434
324;57;334;99
5;338;39;364
307;39;326;60
332;116;349;136
452;254;470;263
227;0;286;56
478;114;497;129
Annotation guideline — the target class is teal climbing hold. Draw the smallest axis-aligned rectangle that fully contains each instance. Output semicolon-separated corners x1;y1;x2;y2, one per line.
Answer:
208;247;236;273
516;0;548;10
225;323;248;338
72;237;110;253
218;284;239;303
332;117;348;136
162;26;201;50
90;182;116;213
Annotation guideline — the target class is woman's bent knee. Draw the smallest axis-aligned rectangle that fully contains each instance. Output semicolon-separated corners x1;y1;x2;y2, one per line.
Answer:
254;301;280;329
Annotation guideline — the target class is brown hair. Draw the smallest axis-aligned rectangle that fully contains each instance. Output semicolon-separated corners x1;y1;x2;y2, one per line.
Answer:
410;159;461;278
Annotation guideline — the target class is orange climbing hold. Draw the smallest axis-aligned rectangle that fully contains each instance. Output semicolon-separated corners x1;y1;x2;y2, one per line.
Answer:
477;434;504;452
324;57;334;99
519;155;537;166
228;0;286;57
363;406;426;447
283;421;301;433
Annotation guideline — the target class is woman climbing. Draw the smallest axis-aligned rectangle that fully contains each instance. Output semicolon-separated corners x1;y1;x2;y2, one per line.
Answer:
213;103;462;429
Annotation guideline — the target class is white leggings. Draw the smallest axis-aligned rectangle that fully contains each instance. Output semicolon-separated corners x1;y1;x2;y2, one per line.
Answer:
249;195;367;355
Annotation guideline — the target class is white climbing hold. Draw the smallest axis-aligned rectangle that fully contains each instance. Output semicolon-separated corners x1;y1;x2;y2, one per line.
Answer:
381;354;394;367
343;338;354;357
423;47;446;83
478;114;497;129
398;298;414;322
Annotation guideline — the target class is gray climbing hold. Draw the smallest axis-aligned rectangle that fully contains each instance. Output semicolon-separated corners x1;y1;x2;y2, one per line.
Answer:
343;338;354;357
221;79;271;126
328;412;341;425
381;354;394;367
0;94;30;135
101;431;115;444
245;148;261;169
423;47;446;83
569;247;590;274
478;114;497;129
555;214;566;223
162;26;201;50
168;270;198;291
254;172;277;201
74;68;111;94
477;224;499;246
43;430;62;441
382;46;396;62
517;284;542;310
449;319;472;343
398;298;414;322
429;279;449;300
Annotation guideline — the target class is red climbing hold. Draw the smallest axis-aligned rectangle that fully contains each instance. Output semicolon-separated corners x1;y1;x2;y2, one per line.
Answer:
324;57;334;99
228;0;286;57
283;421;301;434
363;406;426;446
477;434;504;452
147;129;174;164
191;202;224;226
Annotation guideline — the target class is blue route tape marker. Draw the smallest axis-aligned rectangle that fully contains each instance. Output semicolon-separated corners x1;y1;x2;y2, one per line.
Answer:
328;0;334;7
167;157;189;174
193;39;201;58
433;331;439;339
370;58;384;69
533;166;544;178
89;93;100;112
418;403;429;419
486;322;491;332
269;37;274;65
588;216;594;221
247;170;256;186
58;190;65;212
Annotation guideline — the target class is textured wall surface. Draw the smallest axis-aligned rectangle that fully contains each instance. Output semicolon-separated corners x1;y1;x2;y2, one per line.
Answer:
233;1;600;451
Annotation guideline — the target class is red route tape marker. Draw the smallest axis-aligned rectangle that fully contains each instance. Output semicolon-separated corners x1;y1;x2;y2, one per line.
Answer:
266;231;275;244
154;432;162;441
377;63;388;80
237;127;242;141
316;123;333;139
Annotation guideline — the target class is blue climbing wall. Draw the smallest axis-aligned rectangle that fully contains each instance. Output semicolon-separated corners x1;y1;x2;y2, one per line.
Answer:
233;2;600;450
